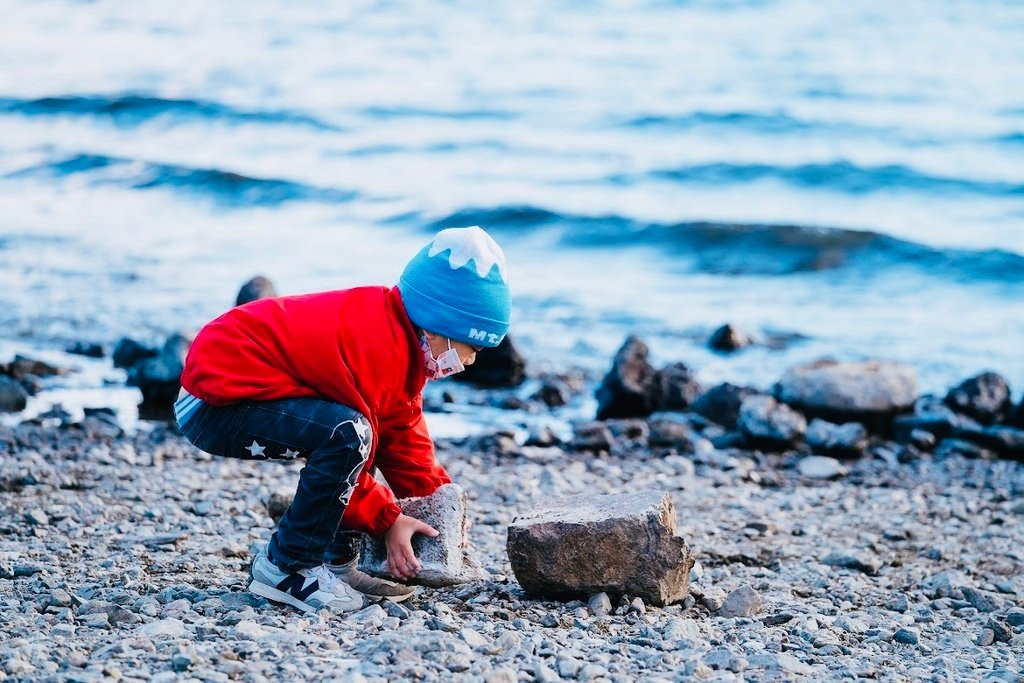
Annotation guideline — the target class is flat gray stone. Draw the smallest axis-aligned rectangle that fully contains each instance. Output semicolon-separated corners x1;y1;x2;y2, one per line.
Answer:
774;359;918;419
507;490;694;606
359;483;486;587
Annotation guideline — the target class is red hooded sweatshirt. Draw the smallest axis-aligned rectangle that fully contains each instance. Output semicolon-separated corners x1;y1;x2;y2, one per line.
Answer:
179;286;450;536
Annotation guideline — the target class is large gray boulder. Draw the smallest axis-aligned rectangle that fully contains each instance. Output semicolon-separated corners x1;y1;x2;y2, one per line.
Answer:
774;359;917;429
507;490;694;606
359;484;486;587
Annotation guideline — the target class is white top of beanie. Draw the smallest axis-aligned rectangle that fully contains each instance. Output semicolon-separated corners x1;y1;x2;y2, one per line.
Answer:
428;226;508;282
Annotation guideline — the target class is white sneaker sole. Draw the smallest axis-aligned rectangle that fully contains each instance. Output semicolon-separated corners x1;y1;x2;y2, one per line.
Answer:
248;580;363;614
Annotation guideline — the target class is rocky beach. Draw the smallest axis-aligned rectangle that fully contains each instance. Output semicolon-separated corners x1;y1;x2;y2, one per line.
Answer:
1;327;1022;683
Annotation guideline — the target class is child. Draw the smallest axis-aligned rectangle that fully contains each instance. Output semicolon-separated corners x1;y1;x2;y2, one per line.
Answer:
174;226;511;614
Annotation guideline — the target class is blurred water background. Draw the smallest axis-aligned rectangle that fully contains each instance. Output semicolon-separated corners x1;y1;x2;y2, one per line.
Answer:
1;0;1022;418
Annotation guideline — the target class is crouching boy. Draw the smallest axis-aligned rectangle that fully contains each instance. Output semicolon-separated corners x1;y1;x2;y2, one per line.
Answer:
174;226;511;614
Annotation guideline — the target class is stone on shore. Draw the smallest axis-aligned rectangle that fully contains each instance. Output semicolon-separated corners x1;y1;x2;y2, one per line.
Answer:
805;418;868;457
360;483;486;587
944;372;1013;426
691;383;759;430
0;375;29;413
738;395;807;449
266;488;293;524
657;362;702;411
595;336;660;419
774;359;918;428
506;490;694;606
235;275;278;306
718;585;762;618
454;335;527;388
951;425;1024;458
798;455;847;479
569;421;615;452
127;332;194;413
708;324;753;352
893;398;980;443
112;337;159;369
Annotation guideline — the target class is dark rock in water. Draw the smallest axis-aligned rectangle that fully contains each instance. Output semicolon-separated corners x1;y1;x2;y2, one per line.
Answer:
708;324;754;352
0;376;28;413
507;490;694;606
453;335;526;388
235;275;278;307
944;372;1013;426
112;338;158;369
127;332;193;413
805;419;868;457
774;359;917;430
569;421;615;452
691;384;760;430
738;396;806;449
19;375;44;397
6;355;68;380
595;336;660;419
532;380;571;408
657;362;702;411
1006;399;1024;429
951;425;1024;458
65;341;104;358
37;404;73;424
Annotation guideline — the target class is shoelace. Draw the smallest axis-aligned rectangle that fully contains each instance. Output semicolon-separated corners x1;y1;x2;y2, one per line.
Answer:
307;565;360;600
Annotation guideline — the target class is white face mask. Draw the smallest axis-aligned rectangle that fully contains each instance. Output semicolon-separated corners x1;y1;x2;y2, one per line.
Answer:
420;335;466;380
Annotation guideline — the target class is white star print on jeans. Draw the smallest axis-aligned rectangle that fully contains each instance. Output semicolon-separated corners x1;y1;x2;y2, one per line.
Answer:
246;441;266;457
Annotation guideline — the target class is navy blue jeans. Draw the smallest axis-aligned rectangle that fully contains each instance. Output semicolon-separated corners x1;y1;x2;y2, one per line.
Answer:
178;397;372;571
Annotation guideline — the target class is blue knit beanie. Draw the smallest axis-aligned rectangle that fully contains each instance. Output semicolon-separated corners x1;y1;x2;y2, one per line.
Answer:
398;226;511;348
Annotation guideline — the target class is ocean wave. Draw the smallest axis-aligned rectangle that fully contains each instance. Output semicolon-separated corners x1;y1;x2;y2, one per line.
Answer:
427;205;1024;281
8;153;357;206
615;161;1024;198
623;111;824;134
359;106;517;121
0;94;338;130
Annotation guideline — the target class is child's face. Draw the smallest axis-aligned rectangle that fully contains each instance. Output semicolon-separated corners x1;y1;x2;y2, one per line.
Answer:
423;332;480;367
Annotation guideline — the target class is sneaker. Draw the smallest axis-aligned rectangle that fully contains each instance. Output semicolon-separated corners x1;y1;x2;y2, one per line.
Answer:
248;548;365;614
326;557;416;603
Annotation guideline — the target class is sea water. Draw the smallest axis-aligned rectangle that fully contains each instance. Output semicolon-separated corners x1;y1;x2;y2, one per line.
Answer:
1;1;1022;415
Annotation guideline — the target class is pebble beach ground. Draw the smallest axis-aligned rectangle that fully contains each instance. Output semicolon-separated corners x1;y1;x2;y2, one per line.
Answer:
1;412;1021;682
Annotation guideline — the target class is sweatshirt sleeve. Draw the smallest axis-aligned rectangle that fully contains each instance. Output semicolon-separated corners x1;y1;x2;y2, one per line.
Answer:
340;470;402;536
375;402;452;500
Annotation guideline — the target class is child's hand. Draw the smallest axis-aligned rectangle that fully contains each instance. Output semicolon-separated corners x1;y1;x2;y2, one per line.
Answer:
384;513;439;580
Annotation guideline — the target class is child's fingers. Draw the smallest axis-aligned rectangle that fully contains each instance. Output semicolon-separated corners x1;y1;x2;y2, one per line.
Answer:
415;520;439;538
